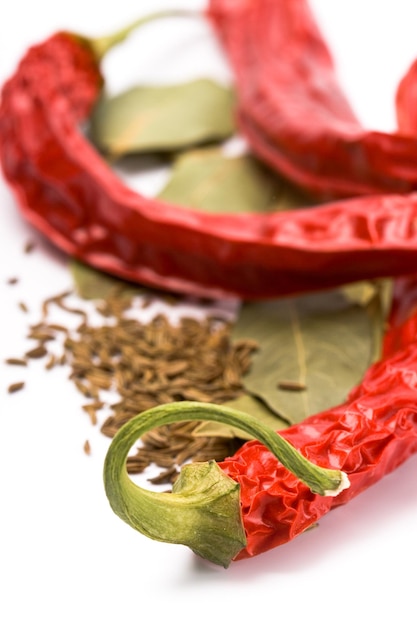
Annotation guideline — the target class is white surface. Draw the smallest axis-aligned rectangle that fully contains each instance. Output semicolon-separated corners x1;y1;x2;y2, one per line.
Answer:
1;2;417;625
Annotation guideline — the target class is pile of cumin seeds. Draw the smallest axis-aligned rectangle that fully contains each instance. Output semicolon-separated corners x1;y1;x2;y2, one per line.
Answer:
6;286;258;484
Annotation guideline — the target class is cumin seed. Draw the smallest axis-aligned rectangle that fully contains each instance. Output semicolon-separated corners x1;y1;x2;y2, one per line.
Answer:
8;382;25;393
277;380;307;391
10;287;256;485
5;358;28;366
25;345;48;359
24;240;36;254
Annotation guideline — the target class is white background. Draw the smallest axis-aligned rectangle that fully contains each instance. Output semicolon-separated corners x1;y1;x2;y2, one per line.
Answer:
2;2;417;625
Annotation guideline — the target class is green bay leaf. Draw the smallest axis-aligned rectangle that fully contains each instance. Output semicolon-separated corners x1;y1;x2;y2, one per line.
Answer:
69;259;144;300
90;79;236;156
157;146;309;213
341;278;393;362
231;282;391;425
192;394;290;440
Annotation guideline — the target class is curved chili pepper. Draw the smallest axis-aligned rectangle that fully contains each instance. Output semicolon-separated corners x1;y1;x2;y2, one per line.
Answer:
3;16;417;301
207;0;417;200
103;303;417;565
103;400;349;567
221;334;417;560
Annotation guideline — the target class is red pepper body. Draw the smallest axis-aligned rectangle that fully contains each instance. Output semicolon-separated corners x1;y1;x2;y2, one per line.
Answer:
396;58;417;135
4;30;417;300
208;0;417;200
219;310;417;559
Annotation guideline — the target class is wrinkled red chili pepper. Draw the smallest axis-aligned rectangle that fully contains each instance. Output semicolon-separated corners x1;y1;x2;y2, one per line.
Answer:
223;282;417;561
208;0;417;200
219;309;417;559
3;13;417;301
383;273;417;356
102;298;417;565
396;58;417;135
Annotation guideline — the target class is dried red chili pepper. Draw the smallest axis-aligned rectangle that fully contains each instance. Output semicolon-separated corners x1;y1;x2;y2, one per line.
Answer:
207;0;417;200
396;59;417;135
383;272;417;356
103;400;349;567
103;302;417;566
3;12;417;301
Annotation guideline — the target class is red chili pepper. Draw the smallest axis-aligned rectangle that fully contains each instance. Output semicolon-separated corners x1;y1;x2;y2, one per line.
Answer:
103;299;417;566
219;315;417;559
207;0;417;200
383;273;417;356
396;58;417;135
3;14;417;301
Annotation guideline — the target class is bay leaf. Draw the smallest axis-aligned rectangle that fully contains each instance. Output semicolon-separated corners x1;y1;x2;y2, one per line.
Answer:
192;394;290;440
69;259;144;300
157;146;308;213
341;278;393;362
90;79;236;156
230;282;390;425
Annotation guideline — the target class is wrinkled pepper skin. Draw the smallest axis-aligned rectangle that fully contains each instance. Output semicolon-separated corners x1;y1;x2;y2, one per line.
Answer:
208;0;417;200
219;308;417;560
4;28;417;300
396;58;417;136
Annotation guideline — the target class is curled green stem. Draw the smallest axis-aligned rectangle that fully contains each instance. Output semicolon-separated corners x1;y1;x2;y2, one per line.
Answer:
103;401;349;567
87;10;199;61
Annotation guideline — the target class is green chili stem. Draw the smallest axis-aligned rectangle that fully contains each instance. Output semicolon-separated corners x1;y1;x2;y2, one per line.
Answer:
103;401;349;567
88;10;199;61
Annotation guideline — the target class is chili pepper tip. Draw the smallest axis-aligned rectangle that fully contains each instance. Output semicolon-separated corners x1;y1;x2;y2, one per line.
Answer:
323;472;350;497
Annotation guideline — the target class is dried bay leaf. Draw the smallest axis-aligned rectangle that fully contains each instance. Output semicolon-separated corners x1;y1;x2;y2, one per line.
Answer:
90;79;236;156
69;260;143;300
192;394;290;440
341;278;393;362
158;146;309;213
231;282;390;425
69;259;183;305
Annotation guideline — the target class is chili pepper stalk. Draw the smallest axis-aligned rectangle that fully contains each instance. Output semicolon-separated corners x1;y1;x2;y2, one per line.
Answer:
84;9;199;61
103;401;349;568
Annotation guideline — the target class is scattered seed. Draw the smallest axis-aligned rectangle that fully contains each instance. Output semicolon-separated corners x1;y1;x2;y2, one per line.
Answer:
18;301;29;313
25;345;48;359
277;380;307;391
27;329;56;342
7;277;19;285
6;287;256;485
41;289;73;318
45;354;57;370
147;467;179;485
83;440;91;455
82;402;104;426
24;240;36;254
5;358;28;366
8;381;25;393
43;323;69;335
